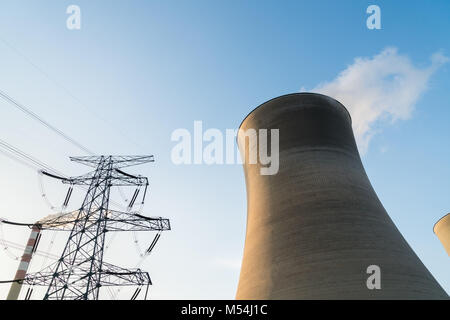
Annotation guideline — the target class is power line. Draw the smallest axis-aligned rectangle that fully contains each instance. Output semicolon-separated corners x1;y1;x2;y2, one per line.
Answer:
0;138;63;175
0;138;124;209
0;36;143;151
0;41;148;211
0;239;59;260
0;91;123;209
0;89;94;155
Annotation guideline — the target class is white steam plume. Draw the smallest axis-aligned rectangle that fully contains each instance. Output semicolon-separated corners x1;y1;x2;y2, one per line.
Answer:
305;48;448;154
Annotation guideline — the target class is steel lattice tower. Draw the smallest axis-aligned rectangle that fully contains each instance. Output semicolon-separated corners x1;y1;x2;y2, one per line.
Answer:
25;155;171;300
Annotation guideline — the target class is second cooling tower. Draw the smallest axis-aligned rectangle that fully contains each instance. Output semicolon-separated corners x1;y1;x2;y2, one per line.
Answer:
236;93;447;299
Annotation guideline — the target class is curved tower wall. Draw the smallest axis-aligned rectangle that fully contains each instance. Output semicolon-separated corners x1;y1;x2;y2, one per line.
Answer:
434;213;450;256
236;93;448;299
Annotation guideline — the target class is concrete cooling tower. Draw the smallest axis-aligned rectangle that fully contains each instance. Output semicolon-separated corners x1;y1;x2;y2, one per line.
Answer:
434;213;450;256
236;93;448;299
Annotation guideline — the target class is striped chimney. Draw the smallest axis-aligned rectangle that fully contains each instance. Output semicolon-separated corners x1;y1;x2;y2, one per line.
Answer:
6;225;41;300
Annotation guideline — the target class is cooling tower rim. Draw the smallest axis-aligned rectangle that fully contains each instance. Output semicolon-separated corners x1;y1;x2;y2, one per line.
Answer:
433;213;450;234
237;92;352;132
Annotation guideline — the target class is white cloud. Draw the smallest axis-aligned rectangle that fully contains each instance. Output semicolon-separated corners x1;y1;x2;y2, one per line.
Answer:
305;48;448;154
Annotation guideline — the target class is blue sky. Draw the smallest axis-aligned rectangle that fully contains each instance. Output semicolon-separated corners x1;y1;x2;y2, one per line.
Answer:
0;0;449;299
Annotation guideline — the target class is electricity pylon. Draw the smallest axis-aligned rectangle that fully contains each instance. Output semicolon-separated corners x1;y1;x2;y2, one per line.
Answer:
25;155;171;300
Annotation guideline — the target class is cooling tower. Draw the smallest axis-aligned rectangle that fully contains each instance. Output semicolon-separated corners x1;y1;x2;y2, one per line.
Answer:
236;93;448;299
434;213;450;256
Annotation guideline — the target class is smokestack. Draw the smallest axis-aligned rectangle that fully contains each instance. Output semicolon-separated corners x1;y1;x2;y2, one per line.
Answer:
236;93;448;299
434;213;450;256
6;225;41;300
